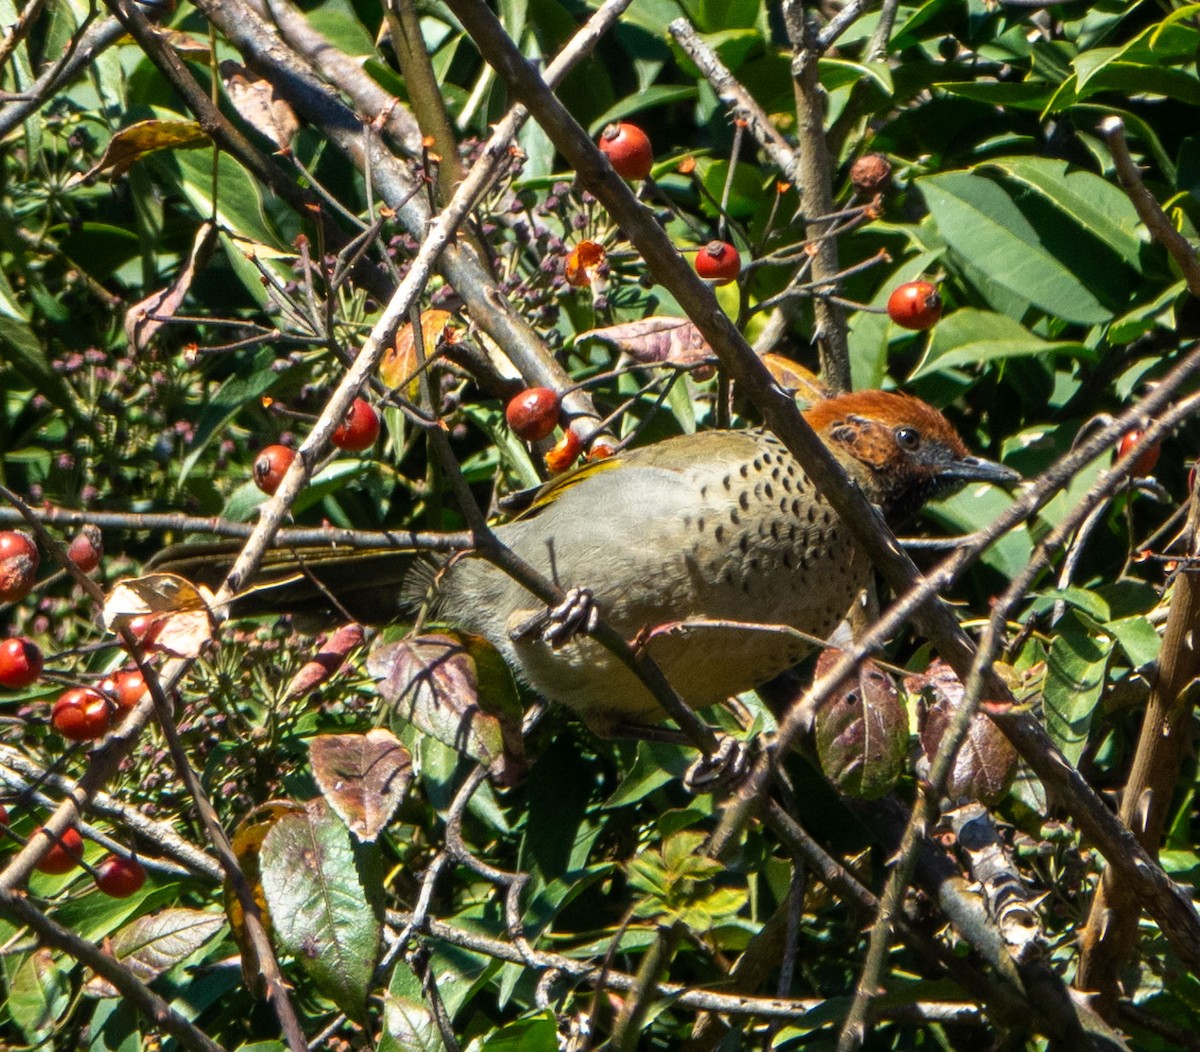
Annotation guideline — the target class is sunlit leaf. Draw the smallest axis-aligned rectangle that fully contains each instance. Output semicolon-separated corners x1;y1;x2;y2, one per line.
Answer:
260;800;382;1022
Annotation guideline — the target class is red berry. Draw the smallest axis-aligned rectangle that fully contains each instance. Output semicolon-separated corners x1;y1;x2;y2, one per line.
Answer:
545;428;582;474
1118;430;1161;478
101;669;149;711
694;240;741;286
0;803;8;829
34;826;84;874
331;398;381;452
67;526;103;573
505;388;561;443
0;531;38;603
51;687;112;742
887;280;943;330
124;615;165;653
254;444;296;495
0;637;43;689
598;122;653;181
95;855;147;898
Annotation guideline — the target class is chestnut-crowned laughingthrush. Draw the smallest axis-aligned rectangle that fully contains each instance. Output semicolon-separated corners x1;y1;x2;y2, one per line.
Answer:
160;390;1018;733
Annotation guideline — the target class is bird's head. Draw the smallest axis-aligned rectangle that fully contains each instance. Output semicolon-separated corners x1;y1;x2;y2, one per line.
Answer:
803;390;1019;522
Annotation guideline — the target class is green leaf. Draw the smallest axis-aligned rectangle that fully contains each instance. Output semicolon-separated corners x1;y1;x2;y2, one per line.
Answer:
260;802;382;1022
1044;612;1110;765
1106;615;1160;669
1035;587;1110;623
2;948;70;1043
0;263;58;391
910;308;1090;380
180;346;287;485
101;908;226;989
981;156;1145;269
604;741;690;809
917;169;1117;324
935;80;1052;110
379;964;441;1052
819;58;892;96
477;1012;559;1051
587;85;699;135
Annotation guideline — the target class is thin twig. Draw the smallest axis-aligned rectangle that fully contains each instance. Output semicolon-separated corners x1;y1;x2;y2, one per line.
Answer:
667;18;800;186
782;0;851;390
0;889;226;1052
1100;116;1200;295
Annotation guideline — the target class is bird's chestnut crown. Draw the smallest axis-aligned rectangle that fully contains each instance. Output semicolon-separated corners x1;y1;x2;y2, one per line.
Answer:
804;391;1018;521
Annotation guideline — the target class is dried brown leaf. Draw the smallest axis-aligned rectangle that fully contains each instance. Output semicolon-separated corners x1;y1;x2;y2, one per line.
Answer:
125;223;218;352
309;729;413;841
74;120;209;183
578;316;716;373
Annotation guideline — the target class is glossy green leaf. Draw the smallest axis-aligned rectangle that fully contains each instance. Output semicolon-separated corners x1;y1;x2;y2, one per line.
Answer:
379;964;441;1052
1106;615;1161;670
477;1012;558;1051
935;80;1051;110
917;170;1116;324
911;308;1090;379
3;948;70;1043
587;85;698;136
260;803;382;1022
96;908;226;991
981;156;1145;268
1044;612;1110;765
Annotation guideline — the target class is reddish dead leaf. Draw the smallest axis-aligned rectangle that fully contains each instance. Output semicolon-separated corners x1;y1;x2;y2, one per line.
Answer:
564;240;606;287
74;120;210;183
102;573;215;659
286;623;365;699
309;729;413;841
220;62;300;150
577;317;716;373
125;223;218;352
905;659;1018;806
367;631;525;786
380;309;457;394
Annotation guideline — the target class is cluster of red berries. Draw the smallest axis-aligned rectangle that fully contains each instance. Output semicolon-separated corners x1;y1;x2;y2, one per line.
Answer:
0;526;151;893
596;122;744;288
0;808;147;896
254;396;381;496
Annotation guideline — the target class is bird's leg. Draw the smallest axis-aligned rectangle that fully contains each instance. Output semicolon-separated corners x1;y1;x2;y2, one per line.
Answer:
683;734;751;794
509;586;599;648
606;721;751;794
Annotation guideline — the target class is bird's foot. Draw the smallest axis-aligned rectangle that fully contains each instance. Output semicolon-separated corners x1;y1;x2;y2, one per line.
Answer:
511;587;599;649
684;734;750;794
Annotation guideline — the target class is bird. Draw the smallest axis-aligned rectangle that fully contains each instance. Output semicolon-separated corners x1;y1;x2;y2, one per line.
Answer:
156;390;1018;734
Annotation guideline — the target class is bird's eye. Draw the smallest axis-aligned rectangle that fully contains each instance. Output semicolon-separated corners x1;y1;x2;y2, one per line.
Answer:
895;426;921;451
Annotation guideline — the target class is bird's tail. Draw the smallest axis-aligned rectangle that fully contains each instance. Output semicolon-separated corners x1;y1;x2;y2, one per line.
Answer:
148;541;424;624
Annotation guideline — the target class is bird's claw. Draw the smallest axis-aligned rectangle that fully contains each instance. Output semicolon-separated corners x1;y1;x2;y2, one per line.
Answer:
511;587;599;648
684;735;750;794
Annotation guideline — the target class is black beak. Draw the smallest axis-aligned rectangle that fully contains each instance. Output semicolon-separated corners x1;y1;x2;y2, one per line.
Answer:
940;455;1022;488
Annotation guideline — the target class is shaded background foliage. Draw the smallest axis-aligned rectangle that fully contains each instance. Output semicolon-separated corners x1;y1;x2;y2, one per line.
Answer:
2;0;1200;1048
